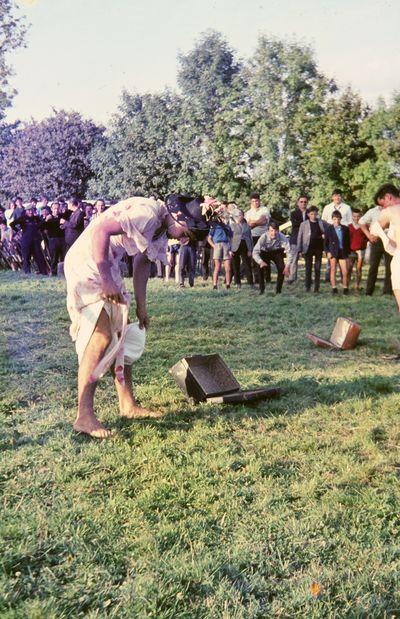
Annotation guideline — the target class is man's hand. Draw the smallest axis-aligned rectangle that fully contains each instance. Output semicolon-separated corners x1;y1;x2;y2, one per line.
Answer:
260;260;268;269
136;304;149;329
327;252;332;260
369;234;378;243
283;265;290;277
59;218;66;225
248;251;252;257
101;277;126;304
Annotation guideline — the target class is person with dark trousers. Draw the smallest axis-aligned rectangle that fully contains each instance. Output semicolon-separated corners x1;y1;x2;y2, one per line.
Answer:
201;238;212;280
43;201;65;275
179;238;197;288
61;198;84;251
287;194;309;283
297;206;325;292
10;205;48;275
245;191;270;284
324;210;351;294
230;209;254;288
359;195;392;296
253;221;290;294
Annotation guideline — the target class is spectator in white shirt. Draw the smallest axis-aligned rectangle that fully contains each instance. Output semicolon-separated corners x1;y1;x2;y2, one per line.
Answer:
245;191;270;285
321;189;352;225
360;194;392;296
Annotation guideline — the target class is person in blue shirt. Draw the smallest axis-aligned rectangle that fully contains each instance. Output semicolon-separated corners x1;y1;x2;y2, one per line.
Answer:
207;217;233;290
324;210;350;294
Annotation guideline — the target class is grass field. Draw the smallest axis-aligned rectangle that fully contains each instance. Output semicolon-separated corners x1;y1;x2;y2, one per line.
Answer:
1;269;400;618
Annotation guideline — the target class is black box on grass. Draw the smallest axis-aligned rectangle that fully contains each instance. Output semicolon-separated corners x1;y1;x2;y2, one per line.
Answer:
169;354;281;404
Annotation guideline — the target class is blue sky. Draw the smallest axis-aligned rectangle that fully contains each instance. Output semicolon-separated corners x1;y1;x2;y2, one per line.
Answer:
7;0;400;125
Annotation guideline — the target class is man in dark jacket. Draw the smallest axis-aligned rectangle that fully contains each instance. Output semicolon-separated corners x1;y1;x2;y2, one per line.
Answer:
61;198;84;251
43;201;65;275
230;209;254;288
287;194;309;283
10;205;48;274
324;210;350;294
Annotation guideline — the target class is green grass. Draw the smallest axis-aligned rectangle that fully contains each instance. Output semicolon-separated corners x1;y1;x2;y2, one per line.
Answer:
1;270;400;618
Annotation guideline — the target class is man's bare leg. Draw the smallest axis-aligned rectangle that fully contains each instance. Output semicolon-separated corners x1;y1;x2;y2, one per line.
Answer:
394;289;400;312
113;365;162;418
73;308;113;438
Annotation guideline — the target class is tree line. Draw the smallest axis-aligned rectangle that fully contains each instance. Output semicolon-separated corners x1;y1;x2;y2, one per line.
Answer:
1;21;399;216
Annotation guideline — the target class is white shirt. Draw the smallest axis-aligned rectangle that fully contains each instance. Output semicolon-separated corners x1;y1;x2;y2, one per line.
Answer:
321;202;352;225
245;206;270;238
359;205;384;226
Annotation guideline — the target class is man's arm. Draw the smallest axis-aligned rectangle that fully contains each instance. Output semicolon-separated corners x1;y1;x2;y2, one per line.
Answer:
249;214;268;228
133;252;151;329
92;218;126;303
252;235;265;266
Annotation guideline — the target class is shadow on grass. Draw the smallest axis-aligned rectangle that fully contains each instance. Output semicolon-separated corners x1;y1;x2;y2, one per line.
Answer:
111;373;397;438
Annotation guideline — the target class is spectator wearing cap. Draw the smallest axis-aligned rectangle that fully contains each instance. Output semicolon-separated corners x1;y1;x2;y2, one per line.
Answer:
287;194;309;284
253;221;290;295
296;206;325;292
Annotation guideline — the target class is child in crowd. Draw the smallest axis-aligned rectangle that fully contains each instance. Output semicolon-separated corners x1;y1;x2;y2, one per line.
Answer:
324;210;351;294
207;216;233;290
348;208;368;290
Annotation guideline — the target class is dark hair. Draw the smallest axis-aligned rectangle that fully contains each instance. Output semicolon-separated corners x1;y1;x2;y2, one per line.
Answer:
374;183;400;202
69;198;80;208
250;192;260;200
30;197;37;203
308;205;318;213
332;210;342;219
268;220;279;231
298;194;308;201
352;208;361;214
332;189;342;196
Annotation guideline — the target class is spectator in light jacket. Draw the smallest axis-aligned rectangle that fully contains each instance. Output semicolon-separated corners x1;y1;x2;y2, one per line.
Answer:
297;206;325;293
230;209;254;288
253;221;290;295
287;194;309;283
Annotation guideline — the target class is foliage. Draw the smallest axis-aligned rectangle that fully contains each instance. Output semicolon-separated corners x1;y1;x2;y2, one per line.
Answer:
0;0;26;121
1;271;400;616
0;110;104;200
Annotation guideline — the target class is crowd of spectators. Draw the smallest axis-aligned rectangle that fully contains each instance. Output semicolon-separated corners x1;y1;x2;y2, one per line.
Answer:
0;186;396;298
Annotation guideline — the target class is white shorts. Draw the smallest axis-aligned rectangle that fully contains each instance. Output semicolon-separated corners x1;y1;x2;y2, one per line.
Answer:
391;250;400;291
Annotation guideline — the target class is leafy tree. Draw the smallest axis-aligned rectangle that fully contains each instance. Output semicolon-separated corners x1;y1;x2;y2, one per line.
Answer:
89;90;187;199
304;88;374;207
0;0;26;120
0;110;104;200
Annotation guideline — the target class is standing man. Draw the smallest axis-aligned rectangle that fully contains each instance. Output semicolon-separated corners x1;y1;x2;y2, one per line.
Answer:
374;184;400;311
348;209;368;290
287;194;309;283
296;206;325;293
245;192;270;285
253;221;290;295
43;201;65;276
230;209;254;288
321;189;352;225
10;204;48;275
324;211;350;295
61;198;84;252
360;194;392;296
208;216;233;290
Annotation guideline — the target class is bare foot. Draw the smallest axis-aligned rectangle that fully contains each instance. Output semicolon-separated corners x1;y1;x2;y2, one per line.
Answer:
120;405;162;419
73;413;112;438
